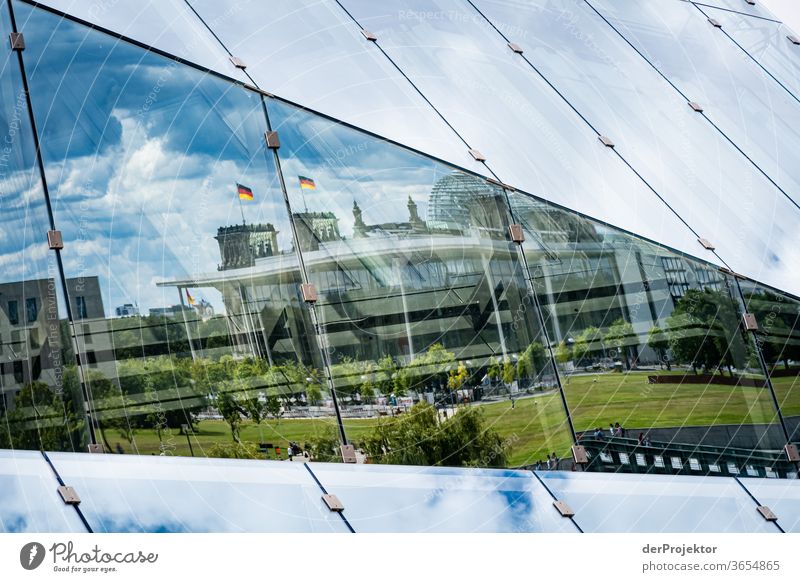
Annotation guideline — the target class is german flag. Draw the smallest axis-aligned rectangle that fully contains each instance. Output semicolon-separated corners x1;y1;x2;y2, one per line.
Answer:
186;289;196;306
298;176;316;190
237;183;254;201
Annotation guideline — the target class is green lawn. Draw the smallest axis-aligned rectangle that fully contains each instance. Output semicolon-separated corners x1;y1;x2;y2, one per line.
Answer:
114;371;795;468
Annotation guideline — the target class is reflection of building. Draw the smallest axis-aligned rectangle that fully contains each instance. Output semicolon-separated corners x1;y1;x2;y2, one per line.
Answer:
293;212;341;251
0;276;103;411
149;305;195;318
115;303;140;317
216;223;278;270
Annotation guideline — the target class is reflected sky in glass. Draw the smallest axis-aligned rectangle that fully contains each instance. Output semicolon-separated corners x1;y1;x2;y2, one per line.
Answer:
47;453;349;533
0;450;86;532
738;477;800;532
538;471;782;533
309;463;578;532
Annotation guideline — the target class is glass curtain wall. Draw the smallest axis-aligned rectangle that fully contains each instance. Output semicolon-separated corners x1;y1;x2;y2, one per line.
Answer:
3;0;797;476
508;190;786;459
17;2;320;458
589;0;800;211
739;280;800;445
267;97;574;466
0;1;82;452
471;0;800;298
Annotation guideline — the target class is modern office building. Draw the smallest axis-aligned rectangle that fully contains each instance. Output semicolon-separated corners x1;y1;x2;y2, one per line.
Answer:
1;0;800;528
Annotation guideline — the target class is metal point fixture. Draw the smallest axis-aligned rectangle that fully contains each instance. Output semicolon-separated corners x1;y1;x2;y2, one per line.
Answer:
229;55;246;70
47;230;64;250
697;237;715;251
508;42;523;54
468;148;486;162
57;485;81;505
9;32;24;50
788;34;800;46
572;445;588;464
341;444;357;464
742;313;759;331
553;500;575;518
361;29;378;41
708;18;722;28
265;130;280;149
300;283;317;304
87;443;104;454
598;135;614;148
322;494;344;512
756;505;777;522
785;443;800;462
688;101;704;112
508;224;525;244
745;0;756;5
486;177;515;191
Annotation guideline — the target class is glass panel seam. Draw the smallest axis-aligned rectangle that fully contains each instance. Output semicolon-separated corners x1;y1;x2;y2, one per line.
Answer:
39;451;93;532
733;475;787;532
15;0;245;88
731;279;793;444
689;3;800;108
303;464;356;533
466;0;734;262
688;1;782;23
7;0;98;448
502;190;577;444
585;0;800;213
260;95;349;447
329;0;501;179
531;471;584;532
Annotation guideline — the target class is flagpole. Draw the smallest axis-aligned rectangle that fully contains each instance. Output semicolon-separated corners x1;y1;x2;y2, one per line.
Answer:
237;188;247;226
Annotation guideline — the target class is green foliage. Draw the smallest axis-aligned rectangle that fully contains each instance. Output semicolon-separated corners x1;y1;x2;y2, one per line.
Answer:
666;288;746;375
265;394;283;422
360;402;507;467
206;441;260;459
305;384;323;406
573;326;604;363
604;318;635;369
304;426;342;462
487;357;501;382
0;379;85;451
517;342;546;380
447;361;469;392
555;341;572;364
216;392;246;442
501;356;516;385
242;393;267;425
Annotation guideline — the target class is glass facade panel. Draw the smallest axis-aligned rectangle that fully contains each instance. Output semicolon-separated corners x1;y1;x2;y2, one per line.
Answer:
309;462;578;532
47;453;348;532
591;0;800;212
20;5;323;456
337;0;716;263
186;0;484;175
269;97;574;466
537;471;781;532
703;6;800;100
687;0;779;20
0;3;83;452
738;477;800;532
28;0;248;83
473;0;800;298
509;190;786;459
0;450;86;532
739;280;800;445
